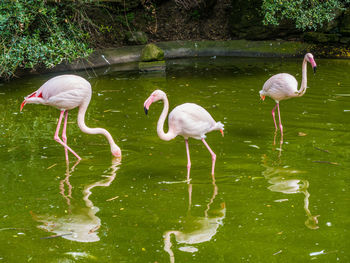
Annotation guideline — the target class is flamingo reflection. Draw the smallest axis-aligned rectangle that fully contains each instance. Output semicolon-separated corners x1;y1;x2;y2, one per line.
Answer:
32;158;121;242
262;155;319;229
164;175;226;263
59;159;80;210
273;131;283;157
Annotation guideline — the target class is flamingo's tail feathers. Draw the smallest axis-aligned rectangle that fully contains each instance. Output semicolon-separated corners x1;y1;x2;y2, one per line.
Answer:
214;121;224;136
215;121;224;130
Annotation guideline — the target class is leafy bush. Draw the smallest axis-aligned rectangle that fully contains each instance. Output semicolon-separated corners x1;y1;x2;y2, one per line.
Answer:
262;0;350;30
0;0;93;80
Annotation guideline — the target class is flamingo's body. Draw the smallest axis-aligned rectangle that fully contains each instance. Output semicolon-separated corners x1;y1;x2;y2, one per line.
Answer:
144;90;224;179
259;53;317;139
168;103;221;140
261;73;299;102
20;74;121;160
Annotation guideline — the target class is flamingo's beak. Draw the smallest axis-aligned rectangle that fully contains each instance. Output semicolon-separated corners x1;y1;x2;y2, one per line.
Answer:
310;58;317;74
260;95;265;101
20;100;26;111
144;96;154;115
20;91;38;112
220;129;224;137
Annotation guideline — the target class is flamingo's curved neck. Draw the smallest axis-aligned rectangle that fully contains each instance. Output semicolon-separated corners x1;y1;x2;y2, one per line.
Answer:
157;96;176;141
77;98;119;153
298;58;308;96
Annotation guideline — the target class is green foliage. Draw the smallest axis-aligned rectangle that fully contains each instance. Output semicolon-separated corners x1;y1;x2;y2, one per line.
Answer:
99;24;113;34
0;0;93;80
191;10;201;20
262;0;350;30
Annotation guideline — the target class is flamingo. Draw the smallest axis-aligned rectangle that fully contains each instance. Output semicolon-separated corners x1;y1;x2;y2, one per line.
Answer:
259;53;317;139
144;90;224;180
20;74;121;160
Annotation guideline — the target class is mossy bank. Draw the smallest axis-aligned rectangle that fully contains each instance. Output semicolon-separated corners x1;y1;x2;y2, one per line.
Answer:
48;39;350;74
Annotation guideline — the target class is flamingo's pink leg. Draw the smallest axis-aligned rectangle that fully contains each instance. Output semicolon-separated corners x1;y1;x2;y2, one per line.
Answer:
201;138;216;175
271;104;278;131
54;110;82;160
62;111;69;162
277;103;283;142
185;139;191;181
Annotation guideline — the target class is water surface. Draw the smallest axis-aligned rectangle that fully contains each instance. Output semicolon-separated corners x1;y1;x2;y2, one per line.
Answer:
0;57;349;262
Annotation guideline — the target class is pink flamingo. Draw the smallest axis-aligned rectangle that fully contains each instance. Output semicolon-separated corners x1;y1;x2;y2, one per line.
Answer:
259;53;317;139
144;90;224;180
20;74;121;161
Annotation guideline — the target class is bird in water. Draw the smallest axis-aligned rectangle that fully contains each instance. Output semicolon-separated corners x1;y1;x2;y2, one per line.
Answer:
20;74;121;161
144;90;224;180
259;53;317;140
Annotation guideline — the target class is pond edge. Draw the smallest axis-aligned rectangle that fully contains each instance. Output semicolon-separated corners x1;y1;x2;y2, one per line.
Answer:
49;40;314;73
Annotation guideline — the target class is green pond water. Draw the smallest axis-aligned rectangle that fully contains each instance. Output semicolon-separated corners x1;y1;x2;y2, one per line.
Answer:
0;57;349;262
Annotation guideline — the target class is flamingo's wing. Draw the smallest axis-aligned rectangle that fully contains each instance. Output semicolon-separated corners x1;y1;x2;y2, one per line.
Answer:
46;89;87;110
169;103;216;139
262;73;298;100
38;75;91;110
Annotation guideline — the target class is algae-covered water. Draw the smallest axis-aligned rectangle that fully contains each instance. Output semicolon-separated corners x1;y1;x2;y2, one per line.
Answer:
0;57;349;262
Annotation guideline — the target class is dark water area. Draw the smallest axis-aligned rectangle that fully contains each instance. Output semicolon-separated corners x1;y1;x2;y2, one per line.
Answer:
0;57;349;262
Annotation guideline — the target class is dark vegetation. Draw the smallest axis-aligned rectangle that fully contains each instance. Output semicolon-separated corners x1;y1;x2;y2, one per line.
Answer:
1;0;350;80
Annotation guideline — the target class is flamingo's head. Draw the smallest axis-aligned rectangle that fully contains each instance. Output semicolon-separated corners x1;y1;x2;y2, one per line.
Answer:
111;144;122;158
259;90;266;101
144;89;166;115
305;53;317;73
20;91;41;112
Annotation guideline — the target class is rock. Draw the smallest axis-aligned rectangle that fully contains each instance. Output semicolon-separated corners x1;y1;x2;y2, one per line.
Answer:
125;31;148;45
140;44;165;62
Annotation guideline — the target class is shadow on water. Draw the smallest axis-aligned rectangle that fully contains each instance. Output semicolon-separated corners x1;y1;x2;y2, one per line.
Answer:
163;174;226;263
31;157;121;242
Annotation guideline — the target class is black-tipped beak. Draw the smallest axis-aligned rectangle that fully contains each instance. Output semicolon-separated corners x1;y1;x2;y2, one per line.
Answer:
313;66;317;74
144;107;148;115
